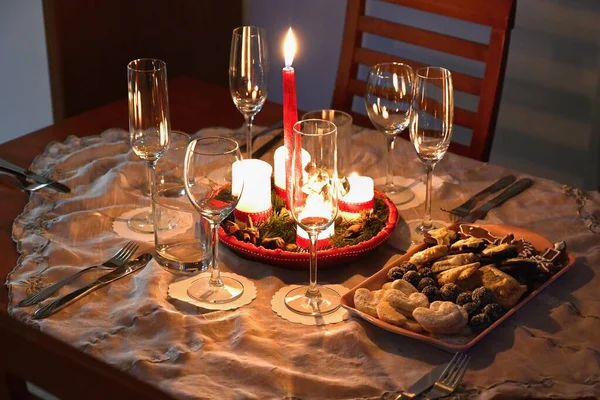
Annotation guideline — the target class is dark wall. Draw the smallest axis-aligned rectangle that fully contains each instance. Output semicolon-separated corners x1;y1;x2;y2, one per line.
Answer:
44;0;242;120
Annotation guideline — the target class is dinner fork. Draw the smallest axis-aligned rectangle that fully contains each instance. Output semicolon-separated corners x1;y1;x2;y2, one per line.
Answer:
424;352;470;399
0;170;53;192
17;241;139;307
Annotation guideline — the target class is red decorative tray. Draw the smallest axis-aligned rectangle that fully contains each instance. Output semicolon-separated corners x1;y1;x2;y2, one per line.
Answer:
340;223;576;352
219;190;399;269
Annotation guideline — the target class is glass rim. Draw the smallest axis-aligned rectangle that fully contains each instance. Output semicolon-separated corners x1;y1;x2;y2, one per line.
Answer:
415;66;452;80
301;109;352;124
293;119;337;136
151;184;191;211
370;62;413;75
188;136;240;156
232;25;266;37
127;58;167;73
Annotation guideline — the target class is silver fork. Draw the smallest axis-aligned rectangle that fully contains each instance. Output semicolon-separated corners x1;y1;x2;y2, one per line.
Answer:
17;241;139;307
424;352;470;399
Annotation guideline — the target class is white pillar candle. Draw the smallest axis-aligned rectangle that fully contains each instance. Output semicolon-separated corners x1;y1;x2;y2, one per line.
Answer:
339;173;374;215
232;159;273;226
273;145;311;195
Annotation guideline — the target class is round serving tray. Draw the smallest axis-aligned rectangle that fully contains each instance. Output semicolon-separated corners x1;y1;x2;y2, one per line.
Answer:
219;190;399;270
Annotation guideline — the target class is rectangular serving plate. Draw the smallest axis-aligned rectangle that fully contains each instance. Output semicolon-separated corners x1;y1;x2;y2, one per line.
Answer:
340;223;577;352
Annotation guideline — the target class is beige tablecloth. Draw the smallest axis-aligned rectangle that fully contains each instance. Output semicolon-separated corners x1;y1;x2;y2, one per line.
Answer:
7;127;600;399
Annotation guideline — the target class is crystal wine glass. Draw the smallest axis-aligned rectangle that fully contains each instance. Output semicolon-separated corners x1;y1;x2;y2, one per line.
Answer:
285;119;340;316
229;26;269;158
365;62;415;205
409;66;454;234
127;58;170;234
183;137;245;304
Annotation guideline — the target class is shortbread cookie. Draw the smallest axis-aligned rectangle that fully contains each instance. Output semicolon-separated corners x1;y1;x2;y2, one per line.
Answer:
432;253;478;273
409;245;449;266
437;262;480;286
412;301;469;334
383;290;429;317
376;301;408;327
382;282;393;290
390;279;418;295
354;288;379;317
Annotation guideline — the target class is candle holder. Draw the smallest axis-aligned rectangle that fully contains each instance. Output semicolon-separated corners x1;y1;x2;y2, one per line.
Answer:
218;188;398;270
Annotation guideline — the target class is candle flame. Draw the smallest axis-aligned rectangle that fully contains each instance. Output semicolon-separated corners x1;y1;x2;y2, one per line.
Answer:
284;27;297;67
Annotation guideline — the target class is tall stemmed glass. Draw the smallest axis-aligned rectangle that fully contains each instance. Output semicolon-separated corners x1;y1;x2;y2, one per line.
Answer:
409;66;454;234
285;119;340;316
183;137;245;304
229;26;268;159
365;62;415;205
127;58;170;234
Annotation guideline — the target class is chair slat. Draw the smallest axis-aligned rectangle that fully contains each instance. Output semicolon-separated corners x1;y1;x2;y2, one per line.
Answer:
353;47;482;95
357;16;488;62
377;0;514;30
348;78;476;129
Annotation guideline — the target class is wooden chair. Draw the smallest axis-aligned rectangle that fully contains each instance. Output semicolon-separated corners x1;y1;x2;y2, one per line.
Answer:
332;0;516;162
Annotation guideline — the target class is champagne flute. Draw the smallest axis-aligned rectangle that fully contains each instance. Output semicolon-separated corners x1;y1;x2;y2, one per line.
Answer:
409;66;454;234
127;58;170;234
365;62;415;205
183;137;245;304
285;119;340;316
229;26;269;159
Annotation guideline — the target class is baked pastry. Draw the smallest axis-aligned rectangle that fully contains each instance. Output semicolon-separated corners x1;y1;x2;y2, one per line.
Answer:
432;253;478;273
481;243;519;261
425;227;457;246
390;279;418;295
383;290;429;317
479;265;527;309
376;301;408;327
412;301;469;334
354;288;383;317
409;245;448;266
437;262;480;286
450;237;486;253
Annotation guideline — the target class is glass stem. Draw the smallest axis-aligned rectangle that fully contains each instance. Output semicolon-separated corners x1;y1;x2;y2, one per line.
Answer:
306;232;321;299
245;114;255;159
386;136;396;188
147;161;157;223
423;164;434;230
209;221;224;287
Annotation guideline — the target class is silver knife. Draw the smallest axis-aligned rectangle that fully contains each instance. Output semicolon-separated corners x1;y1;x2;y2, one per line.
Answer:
0;158;71;193
459;178;533;223
395;363;448;399
32;253;152;319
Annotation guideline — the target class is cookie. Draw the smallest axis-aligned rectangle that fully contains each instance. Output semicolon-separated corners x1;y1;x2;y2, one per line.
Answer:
412;301;469;334
376;301;408;327
403;319;425;333
409;245;449;266
354;288;380;317
432;253;478;273
390;279;418;295
383;290;429;317
425;227;457;246
450;237;486;253
437;262;480;286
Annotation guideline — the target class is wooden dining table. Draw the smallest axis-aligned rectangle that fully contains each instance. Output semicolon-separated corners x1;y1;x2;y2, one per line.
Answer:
1;77;598;400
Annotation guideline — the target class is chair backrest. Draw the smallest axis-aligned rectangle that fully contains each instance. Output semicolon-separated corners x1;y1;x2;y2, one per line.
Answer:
332;0;516;162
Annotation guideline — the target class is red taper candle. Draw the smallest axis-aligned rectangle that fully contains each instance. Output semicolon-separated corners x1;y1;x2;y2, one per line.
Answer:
283;27;299;209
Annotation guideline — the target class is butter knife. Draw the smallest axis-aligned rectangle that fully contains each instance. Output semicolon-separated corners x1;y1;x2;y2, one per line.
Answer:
32;253;152;319
395;363;447;399
0;158;71;193
459;178;533;223
441;175;516;216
